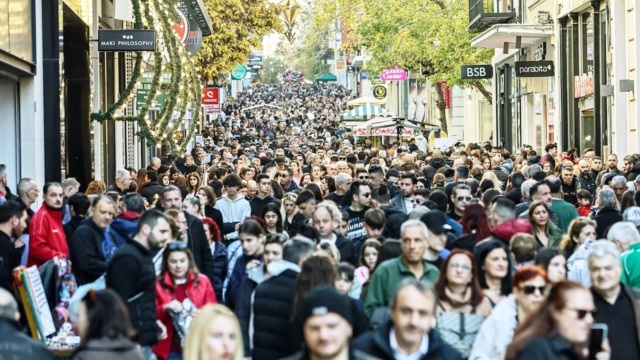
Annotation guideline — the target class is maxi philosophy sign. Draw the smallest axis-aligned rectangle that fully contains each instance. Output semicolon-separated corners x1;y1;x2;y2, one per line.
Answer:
380;68;407;81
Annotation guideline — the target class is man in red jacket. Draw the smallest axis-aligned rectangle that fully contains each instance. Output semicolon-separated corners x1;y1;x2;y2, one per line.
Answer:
28;183;69;267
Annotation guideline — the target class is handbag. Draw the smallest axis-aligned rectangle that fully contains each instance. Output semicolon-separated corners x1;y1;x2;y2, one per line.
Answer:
168;297;196;346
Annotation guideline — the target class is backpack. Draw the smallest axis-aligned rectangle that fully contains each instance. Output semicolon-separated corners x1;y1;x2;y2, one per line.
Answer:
436;310;486;358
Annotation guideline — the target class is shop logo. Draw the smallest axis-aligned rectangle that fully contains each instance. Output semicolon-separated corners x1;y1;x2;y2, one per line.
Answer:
461;65;493;79
515;61;554;77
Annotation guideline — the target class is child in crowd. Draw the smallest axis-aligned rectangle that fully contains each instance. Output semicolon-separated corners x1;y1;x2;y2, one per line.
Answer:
509;233;537;270
335;262;363;308
576;189;592;217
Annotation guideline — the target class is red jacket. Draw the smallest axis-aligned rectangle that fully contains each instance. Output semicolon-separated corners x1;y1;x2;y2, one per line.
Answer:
28;204;68;267
153;271;216;359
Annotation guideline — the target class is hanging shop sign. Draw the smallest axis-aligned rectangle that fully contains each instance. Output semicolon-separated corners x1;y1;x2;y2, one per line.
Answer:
372;85;388;100
98;30;156;51
202;87;220;105
461;65;493;79
574;72;595;98
136;89;167;111
231;65;248;80
514;60;554;77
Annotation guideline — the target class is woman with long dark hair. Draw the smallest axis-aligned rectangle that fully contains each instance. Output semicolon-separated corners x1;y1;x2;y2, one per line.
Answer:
505;281;609;360
322;176;336;197
528;200;564;248
535;248;567;284
261;203;286;236
73;289;143;360
197;185;223;231
434;249;492;358
475;239;512;307
448;204;492;252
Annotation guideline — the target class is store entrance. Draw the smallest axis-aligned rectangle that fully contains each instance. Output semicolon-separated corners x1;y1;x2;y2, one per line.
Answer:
580;109;596;152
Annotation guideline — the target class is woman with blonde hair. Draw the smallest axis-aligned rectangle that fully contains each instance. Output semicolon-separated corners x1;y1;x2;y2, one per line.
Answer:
281;192;299;232
480;171;502;192
183;304;243;360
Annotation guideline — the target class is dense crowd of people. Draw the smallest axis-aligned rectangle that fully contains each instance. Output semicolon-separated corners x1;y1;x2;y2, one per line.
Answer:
1;81;640;360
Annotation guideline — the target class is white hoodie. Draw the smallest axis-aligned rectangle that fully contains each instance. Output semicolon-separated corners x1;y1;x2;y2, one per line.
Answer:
215;195;251;240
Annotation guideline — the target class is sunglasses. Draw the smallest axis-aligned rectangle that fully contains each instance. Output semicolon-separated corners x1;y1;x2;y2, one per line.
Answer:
167;241;189;251
521;285;546;295
456;196;472;202
565;307;598;320
266;233;288;243
358;176;370;180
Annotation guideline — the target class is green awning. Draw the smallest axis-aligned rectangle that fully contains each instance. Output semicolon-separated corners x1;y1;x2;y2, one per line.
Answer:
339;104;394;121
315;73;337;82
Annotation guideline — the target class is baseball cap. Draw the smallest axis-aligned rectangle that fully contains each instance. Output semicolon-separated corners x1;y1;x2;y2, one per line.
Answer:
295;285;353;325
623;206;640;227
420;210;453;233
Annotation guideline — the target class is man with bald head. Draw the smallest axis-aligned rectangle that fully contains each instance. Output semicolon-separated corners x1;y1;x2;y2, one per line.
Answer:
577;159;596;198
0;288;54;358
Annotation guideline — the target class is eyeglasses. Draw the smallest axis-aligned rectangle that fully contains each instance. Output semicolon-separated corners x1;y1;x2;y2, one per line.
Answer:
166;241;189;251
449;263;472;271
521;285;547;295
244;150;250;153
266;233;288;243
564;307;597;320
456;196;472;202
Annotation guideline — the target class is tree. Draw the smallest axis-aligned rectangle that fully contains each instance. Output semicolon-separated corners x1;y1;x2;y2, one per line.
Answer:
259;57;288;84
193;0;283;82
308;0;493;132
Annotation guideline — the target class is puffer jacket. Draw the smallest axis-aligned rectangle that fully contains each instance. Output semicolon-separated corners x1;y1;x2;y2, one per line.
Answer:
235;266;269;356
490;219;532;244
469;295;518;360
153;271;216;359
109;211;141;247
73;336;143;360
423;157;446;188
251;261;300;360
210;241;228;301
627;162;640;182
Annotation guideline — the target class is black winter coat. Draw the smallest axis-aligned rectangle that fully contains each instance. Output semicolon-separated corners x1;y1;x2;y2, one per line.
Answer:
106;238;158;346
69;219;108;286
0;318;54;359
185;211;216;286
0;231;23;292
423;158;446;188
252;268;299;360
353;320;462;360
593;206;623;239
336;233;358;267
138;182;164;204
211;241;228;302
511;334;582;360
627;162;640;182
204;205;224;234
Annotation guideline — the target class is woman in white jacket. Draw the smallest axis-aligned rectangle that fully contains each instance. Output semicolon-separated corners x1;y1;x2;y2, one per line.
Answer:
469;265;548;360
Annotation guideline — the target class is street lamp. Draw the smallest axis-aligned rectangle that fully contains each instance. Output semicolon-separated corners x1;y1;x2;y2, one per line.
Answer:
279;0;300;43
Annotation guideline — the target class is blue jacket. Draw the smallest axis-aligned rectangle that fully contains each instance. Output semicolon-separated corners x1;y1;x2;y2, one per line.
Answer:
109;212;141;247
211;241;228;302
226;253;262;308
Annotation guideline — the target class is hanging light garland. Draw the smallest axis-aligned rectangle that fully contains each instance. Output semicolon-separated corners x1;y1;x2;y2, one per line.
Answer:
90;0;202;154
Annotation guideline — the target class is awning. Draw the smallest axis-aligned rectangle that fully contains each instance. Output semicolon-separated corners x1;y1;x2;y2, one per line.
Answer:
340;104;394;121
352;116;439;137
346;96;386;107
471;24;553;49
316;73;337;82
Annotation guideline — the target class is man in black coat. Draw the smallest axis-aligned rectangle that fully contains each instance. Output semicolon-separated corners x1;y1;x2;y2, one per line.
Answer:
69;196;116;286
107;210;171;354
0;201;27;293
0;288;54;359
422;154;446;189
160;186;215;284
354;278;462;360
251;237;316;360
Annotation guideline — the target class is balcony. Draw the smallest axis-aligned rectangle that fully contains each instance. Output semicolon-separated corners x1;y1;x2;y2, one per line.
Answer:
469;0;517;33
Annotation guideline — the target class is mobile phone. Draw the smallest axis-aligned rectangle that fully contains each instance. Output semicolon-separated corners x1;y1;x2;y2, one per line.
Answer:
588;323;608;360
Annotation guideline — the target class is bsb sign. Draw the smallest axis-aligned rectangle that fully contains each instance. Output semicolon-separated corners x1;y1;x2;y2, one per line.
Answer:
514;61;554;77
98;30;156;51
461;65;493;79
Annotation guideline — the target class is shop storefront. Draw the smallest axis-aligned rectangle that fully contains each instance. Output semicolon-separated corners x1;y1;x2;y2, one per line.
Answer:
558;2;609;154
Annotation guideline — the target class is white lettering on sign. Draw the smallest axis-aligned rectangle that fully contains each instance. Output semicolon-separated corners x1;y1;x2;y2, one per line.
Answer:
116;41;154;46
519;64;553;73
574;72;594;98
100;41;116;46
466;67;487;77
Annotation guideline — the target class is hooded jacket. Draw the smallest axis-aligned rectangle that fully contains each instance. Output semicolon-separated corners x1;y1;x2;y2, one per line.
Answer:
353;319;463;360
235;265;269;356
138;181;164;205
28;204;68;267
109;211;141;247
69;218;108;286
214;195;251;239
500;158;514;175
423;157;446;187
73;336;144;360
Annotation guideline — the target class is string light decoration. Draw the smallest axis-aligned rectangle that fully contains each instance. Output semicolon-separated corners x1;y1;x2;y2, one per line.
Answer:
90;0;202;154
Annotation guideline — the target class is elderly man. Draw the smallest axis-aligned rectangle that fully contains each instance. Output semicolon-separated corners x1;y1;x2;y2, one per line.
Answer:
607;221;640;288
592;188;622;239
611;175;629;202
107;169;132;197
364;220;440;318
355;279;461;360
588;240;640;360
326;173;352;206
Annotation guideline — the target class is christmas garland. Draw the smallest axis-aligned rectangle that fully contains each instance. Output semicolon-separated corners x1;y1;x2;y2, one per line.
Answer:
89;0;202;154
